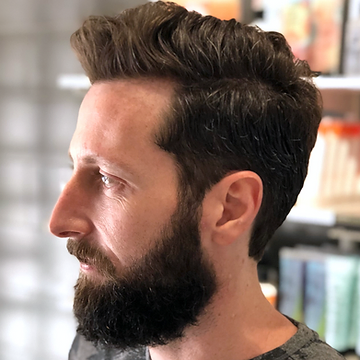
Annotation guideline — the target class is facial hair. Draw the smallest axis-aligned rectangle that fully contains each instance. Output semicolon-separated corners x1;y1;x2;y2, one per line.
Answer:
67;197;217;350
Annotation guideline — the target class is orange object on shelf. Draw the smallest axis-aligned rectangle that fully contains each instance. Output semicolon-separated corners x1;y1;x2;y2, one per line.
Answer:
260;283;278;307
170;0;241;20
297;117;360;208
319;119;360;137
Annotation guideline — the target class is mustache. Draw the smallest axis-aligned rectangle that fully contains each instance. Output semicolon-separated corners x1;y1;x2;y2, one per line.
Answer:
67;239;117;280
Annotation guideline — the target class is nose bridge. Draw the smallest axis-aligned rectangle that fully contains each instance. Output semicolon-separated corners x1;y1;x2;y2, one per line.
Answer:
56;173;81;212
49;172;92;238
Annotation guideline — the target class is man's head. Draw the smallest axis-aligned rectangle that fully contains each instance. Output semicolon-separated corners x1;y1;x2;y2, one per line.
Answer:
70;0;322;261
50;79;218;349
50;0;322;350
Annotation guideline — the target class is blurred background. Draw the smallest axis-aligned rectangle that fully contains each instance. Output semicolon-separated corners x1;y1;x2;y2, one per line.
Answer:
0;0;359;359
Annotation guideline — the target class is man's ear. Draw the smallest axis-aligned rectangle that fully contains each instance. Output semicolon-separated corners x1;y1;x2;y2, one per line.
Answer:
204;171;263;246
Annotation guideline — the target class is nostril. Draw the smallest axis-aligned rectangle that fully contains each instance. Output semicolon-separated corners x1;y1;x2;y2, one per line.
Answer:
59;231;76;237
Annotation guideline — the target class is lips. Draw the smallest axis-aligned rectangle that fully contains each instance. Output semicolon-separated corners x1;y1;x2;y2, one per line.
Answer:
67;238;117;279
80;261;94;271
77;256;95;267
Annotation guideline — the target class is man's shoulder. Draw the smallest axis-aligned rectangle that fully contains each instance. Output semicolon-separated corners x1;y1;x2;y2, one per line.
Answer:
68;333;147;360
69;320;346;360
270;334;347;360
254;319;346;360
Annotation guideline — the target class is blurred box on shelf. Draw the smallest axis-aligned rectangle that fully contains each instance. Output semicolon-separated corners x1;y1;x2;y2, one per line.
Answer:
344;0;360;76
297;118;360;217
343;20;360;76
278;247;305;322
149;0;241;20
278;246;360;353
259;0;346;74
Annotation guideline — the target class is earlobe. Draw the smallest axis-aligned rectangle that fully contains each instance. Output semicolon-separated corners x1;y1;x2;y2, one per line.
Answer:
214;171;263;245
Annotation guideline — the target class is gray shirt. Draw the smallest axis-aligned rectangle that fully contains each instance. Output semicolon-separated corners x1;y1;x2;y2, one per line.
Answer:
69;319;346;360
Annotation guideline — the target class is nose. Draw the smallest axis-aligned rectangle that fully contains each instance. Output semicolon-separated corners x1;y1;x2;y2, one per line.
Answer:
49;174;93;239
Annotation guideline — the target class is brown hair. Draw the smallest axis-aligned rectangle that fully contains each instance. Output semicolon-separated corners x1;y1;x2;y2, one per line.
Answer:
71;1;322;261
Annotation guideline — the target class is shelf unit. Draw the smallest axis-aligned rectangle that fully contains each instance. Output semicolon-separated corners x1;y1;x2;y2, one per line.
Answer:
315;76;360;91
290;76;360;228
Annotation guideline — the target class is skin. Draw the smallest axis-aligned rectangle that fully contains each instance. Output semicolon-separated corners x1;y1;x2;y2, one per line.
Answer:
49;79;179;282
49;78;297;360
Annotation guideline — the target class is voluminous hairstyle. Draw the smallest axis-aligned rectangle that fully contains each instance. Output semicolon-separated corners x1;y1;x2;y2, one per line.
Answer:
70;1;322;261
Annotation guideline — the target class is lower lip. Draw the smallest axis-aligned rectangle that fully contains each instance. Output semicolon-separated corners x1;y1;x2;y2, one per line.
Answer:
80;262;95;272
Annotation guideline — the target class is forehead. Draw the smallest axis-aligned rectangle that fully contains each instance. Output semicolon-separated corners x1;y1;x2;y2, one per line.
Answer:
78;78;174;138
70;78;176;180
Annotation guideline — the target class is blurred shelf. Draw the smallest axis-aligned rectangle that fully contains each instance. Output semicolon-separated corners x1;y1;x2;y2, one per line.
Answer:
345;354;359;360
56;74;90;90
288;203;360;227
57;74;360;91
0;24;78;36
287;206;336;226
315;76;360;91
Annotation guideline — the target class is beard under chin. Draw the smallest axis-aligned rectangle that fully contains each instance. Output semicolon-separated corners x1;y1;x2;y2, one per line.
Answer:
71;201;217;350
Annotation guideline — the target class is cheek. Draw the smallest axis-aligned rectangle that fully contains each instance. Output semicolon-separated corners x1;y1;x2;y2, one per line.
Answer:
94;200;169;267
92;164;180;262
91;200;137;266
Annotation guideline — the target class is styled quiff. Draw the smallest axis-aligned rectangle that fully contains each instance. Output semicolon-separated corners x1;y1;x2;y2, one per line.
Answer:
71;1;322;261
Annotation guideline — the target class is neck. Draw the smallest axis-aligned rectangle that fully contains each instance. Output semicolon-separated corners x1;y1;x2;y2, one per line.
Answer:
149;258;296;360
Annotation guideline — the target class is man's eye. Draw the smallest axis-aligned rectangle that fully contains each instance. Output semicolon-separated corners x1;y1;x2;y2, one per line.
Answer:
100;171;127;192
101;174;114;188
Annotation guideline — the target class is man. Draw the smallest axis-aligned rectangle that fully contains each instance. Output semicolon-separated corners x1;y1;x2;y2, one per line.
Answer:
49;1;345;359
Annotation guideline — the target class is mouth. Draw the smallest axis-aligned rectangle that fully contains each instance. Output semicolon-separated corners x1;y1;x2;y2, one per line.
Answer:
67;239;117;280
79;261;95;272
76;257;96;272
78;258;111;283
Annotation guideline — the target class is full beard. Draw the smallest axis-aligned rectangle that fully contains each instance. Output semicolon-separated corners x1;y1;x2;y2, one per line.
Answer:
67;197;217;350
